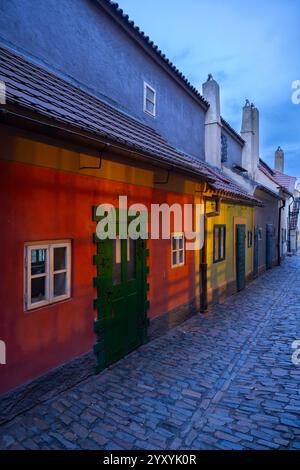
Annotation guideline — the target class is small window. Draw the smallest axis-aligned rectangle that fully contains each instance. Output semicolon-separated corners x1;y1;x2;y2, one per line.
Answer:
247;230;253;248
213;225;226;263
143;82;156;117
171;233;185;267
221;133;228;163
25;241;71;310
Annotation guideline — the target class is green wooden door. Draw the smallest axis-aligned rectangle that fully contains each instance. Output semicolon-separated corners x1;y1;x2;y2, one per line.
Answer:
236;224;246;292
253;226;259;278
266;224;273;270
93;210;149;372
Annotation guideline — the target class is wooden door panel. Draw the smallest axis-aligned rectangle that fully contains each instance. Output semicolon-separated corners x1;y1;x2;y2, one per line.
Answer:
93;208;149;371
236;224;246;292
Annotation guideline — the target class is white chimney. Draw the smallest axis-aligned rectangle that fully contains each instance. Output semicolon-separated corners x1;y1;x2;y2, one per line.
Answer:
240;100;259;178
252;105;259;172
275;146;284;172
202;74;221;168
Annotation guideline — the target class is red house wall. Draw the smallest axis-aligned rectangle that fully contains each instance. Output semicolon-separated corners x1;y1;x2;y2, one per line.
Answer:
0;160;195;393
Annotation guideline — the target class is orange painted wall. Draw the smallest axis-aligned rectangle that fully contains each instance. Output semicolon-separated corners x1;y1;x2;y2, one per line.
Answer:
0;160;195;393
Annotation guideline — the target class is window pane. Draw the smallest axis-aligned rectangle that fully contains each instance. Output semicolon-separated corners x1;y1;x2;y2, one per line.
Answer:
220;230;224;258
146;100;154;114
54;247;66;271
54;272;66;297
172;237;177;250
146;87;155;102
112;238;121;285
31;276;46;303
178;250;184;264
178;236;183;250
127;238;136;280
214;227;219;261
31;249;47;275
172;251;177;266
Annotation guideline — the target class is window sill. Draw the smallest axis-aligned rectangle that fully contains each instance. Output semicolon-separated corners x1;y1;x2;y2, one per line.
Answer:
171;263;185;269
24;296;72;313
213;258;226;264
143;109;156;118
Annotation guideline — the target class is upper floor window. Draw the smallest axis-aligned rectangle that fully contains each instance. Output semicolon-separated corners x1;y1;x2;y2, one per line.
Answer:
171;233;185;267
213;225;226;263
144;82;156;117
24;241;71;310
221;133;228;163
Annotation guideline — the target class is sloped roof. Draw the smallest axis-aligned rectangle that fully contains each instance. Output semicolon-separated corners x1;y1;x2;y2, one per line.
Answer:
273;169;296;194
0;45;212;180
204;165;263;205
0;45;261;206
259;158;296;195
258;159;280;186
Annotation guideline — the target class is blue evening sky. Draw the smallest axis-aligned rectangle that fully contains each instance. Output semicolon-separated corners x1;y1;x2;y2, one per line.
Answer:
118;0;300;178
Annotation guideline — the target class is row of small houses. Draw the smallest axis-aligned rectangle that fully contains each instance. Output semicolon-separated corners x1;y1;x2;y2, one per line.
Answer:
0;0;299;407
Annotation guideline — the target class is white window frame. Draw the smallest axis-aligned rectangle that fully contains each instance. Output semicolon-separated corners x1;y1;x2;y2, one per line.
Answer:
143;82;156;117
25;241;71;311
171;233;185;268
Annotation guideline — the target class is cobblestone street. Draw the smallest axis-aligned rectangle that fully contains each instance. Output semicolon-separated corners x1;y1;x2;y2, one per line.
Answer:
1;256;300;450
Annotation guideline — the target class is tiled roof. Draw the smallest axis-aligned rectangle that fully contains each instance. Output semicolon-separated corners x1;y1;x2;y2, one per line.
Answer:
0;45;212;180
0;45;261;206
204;165;263;205
258;161;280;186
273;169;296;194
259;159;296;195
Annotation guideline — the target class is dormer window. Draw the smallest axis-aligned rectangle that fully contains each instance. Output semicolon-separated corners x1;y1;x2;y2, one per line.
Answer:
143;82;156;117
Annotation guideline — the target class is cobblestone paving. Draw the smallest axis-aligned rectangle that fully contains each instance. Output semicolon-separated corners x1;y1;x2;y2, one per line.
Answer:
1;257;300;450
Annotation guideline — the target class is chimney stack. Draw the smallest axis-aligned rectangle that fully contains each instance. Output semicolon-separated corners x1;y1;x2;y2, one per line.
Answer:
202;74;221;167
240;100;259;178
275;146;284;173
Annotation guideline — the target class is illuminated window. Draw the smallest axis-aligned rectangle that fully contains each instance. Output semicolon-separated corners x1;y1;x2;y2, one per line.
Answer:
25;241;71;310
171;233;185;267
247;230;253;248
213;225;226;263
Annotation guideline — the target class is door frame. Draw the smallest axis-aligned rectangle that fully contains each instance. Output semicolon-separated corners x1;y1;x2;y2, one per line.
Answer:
234;217;246;292
92;206;150;372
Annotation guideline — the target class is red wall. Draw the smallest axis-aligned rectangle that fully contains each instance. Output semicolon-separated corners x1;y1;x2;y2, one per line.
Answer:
0;160;195;393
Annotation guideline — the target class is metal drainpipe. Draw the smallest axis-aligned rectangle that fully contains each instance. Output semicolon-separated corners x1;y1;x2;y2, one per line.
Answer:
277;199;285;266
288;196;295;253
200;195;221;312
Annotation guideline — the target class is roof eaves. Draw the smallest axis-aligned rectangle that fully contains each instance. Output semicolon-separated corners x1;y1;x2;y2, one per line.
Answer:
259;158;275;176
1;104;214;183
255;184;282;200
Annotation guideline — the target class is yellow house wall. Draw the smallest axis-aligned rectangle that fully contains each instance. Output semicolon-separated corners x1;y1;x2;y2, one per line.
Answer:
206;201;254;304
